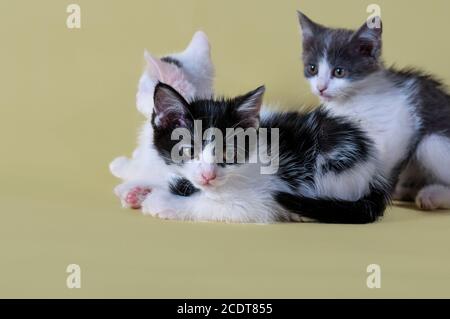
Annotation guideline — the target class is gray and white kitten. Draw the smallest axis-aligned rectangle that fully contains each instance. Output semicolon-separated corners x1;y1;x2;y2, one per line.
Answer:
297;11;450;210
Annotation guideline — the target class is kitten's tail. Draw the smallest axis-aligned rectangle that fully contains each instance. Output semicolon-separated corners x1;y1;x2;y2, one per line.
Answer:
275;187;390;224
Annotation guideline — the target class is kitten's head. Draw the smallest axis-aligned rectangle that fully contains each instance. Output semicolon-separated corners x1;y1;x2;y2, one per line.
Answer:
151;82;265;192
297;11;382;102
137;31;214;117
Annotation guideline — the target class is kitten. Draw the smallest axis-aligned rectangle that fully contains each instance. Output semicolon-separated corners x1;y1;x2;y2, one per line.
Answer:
141;82;390;223
297;11;450;210
110;31;214;208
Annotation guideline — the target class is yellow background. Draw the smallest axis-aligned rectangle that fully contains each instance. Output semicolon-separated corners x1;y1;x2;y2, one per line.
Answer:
1;0;449;298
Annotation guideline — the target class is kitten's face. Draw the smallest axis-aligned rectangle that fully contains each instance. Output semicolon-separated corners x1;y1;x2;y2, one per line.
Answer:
297;11;382;102
151;83;264;192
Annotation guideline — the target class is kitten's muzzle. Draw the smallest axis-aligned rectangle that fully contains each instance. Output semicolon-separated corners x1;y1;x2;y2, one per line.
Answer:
200;171;217;185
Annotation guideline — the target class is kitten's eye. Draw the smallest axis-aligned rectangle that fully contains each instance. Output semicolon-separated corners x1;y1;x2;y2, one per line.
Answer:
333;67;346;78
308;64;318;76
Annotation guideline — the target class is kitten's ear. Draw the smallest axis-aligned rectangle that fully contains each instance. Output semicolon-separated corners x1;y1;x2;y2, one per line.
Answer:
351;18;382;58
297;11;324;44
144;51;170;82
236;86;265;127
153;82;189;128
183;31;211;58
175;31;215;98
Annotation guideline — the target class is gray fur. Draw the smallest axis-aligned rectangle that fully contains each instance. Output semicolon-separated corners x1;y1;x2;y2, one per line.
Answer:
386;68;450;138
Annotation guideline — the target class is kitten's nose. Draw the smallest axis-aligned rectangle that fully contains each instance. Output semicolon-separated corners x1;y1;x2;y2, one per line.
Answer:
318;84;328;93
201;171;217;184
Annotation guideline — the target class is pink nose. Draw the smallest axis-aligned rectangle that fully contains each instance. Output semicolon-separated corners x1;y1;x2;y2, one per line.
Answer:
318;85;328;93
201;171;217;184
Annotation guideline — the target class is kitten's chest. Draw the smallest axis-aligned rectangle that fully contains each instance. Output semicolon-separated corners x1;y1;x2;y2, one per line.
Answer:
326;92;417;175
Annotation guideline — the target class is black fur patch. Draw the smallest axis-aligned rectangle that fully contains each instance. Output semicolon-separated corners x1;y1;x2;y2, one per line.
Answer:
169;177;200;197
161;56;182;68
275;185;390;224
261;108;373;190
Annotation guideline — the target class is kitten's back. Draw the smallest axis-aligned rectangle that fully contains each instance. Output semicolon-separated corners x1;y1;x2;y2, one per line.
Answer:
386;67;450;137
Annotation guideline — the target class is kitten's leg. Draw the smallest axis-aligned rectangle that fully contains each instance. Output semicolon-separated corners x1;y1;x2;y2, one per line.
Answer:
141;188;197;220
114;181;152;209
415;185;450;210
415;134;450;210
142;188;195;219
393;160;426;201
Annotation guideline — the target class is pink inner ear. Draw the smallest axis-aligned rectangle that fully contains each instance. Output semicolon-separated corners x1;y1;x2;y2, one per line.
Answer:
145;52;166;82
145;52;195;100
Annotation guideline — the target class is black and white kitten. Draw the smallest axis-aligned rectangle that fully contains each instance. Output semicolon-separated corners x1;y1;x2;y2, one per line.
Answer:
140;82;390;223
297;11;450;210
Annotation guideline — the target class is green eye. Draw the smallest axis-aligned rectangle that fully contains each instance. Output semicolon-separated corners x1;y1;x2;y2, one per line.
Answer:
308;64;318;76
333;67;346;78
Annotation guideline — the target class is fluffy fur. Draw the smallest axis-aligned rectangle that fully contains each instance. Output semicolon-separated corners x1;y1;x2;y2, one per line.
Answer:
297;11;450;210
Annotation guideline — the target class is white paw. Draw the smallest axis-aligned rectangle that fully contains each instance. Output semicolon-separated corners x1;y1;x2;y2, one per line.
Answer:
415;185;448;211
109;156;130;178
150;208;179;220
141;190;180;220
114;182;152;209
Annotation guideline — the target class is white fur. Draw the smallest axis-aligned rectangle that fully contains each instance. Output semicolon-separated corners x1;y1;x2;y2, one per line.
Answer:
141;165;292;223
312;158;379;201
416;134;450;184
414;135;450;209
136;31;214;117
170;31;214;98
308;59;352;102
415;184;450;210
142;119;294;223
